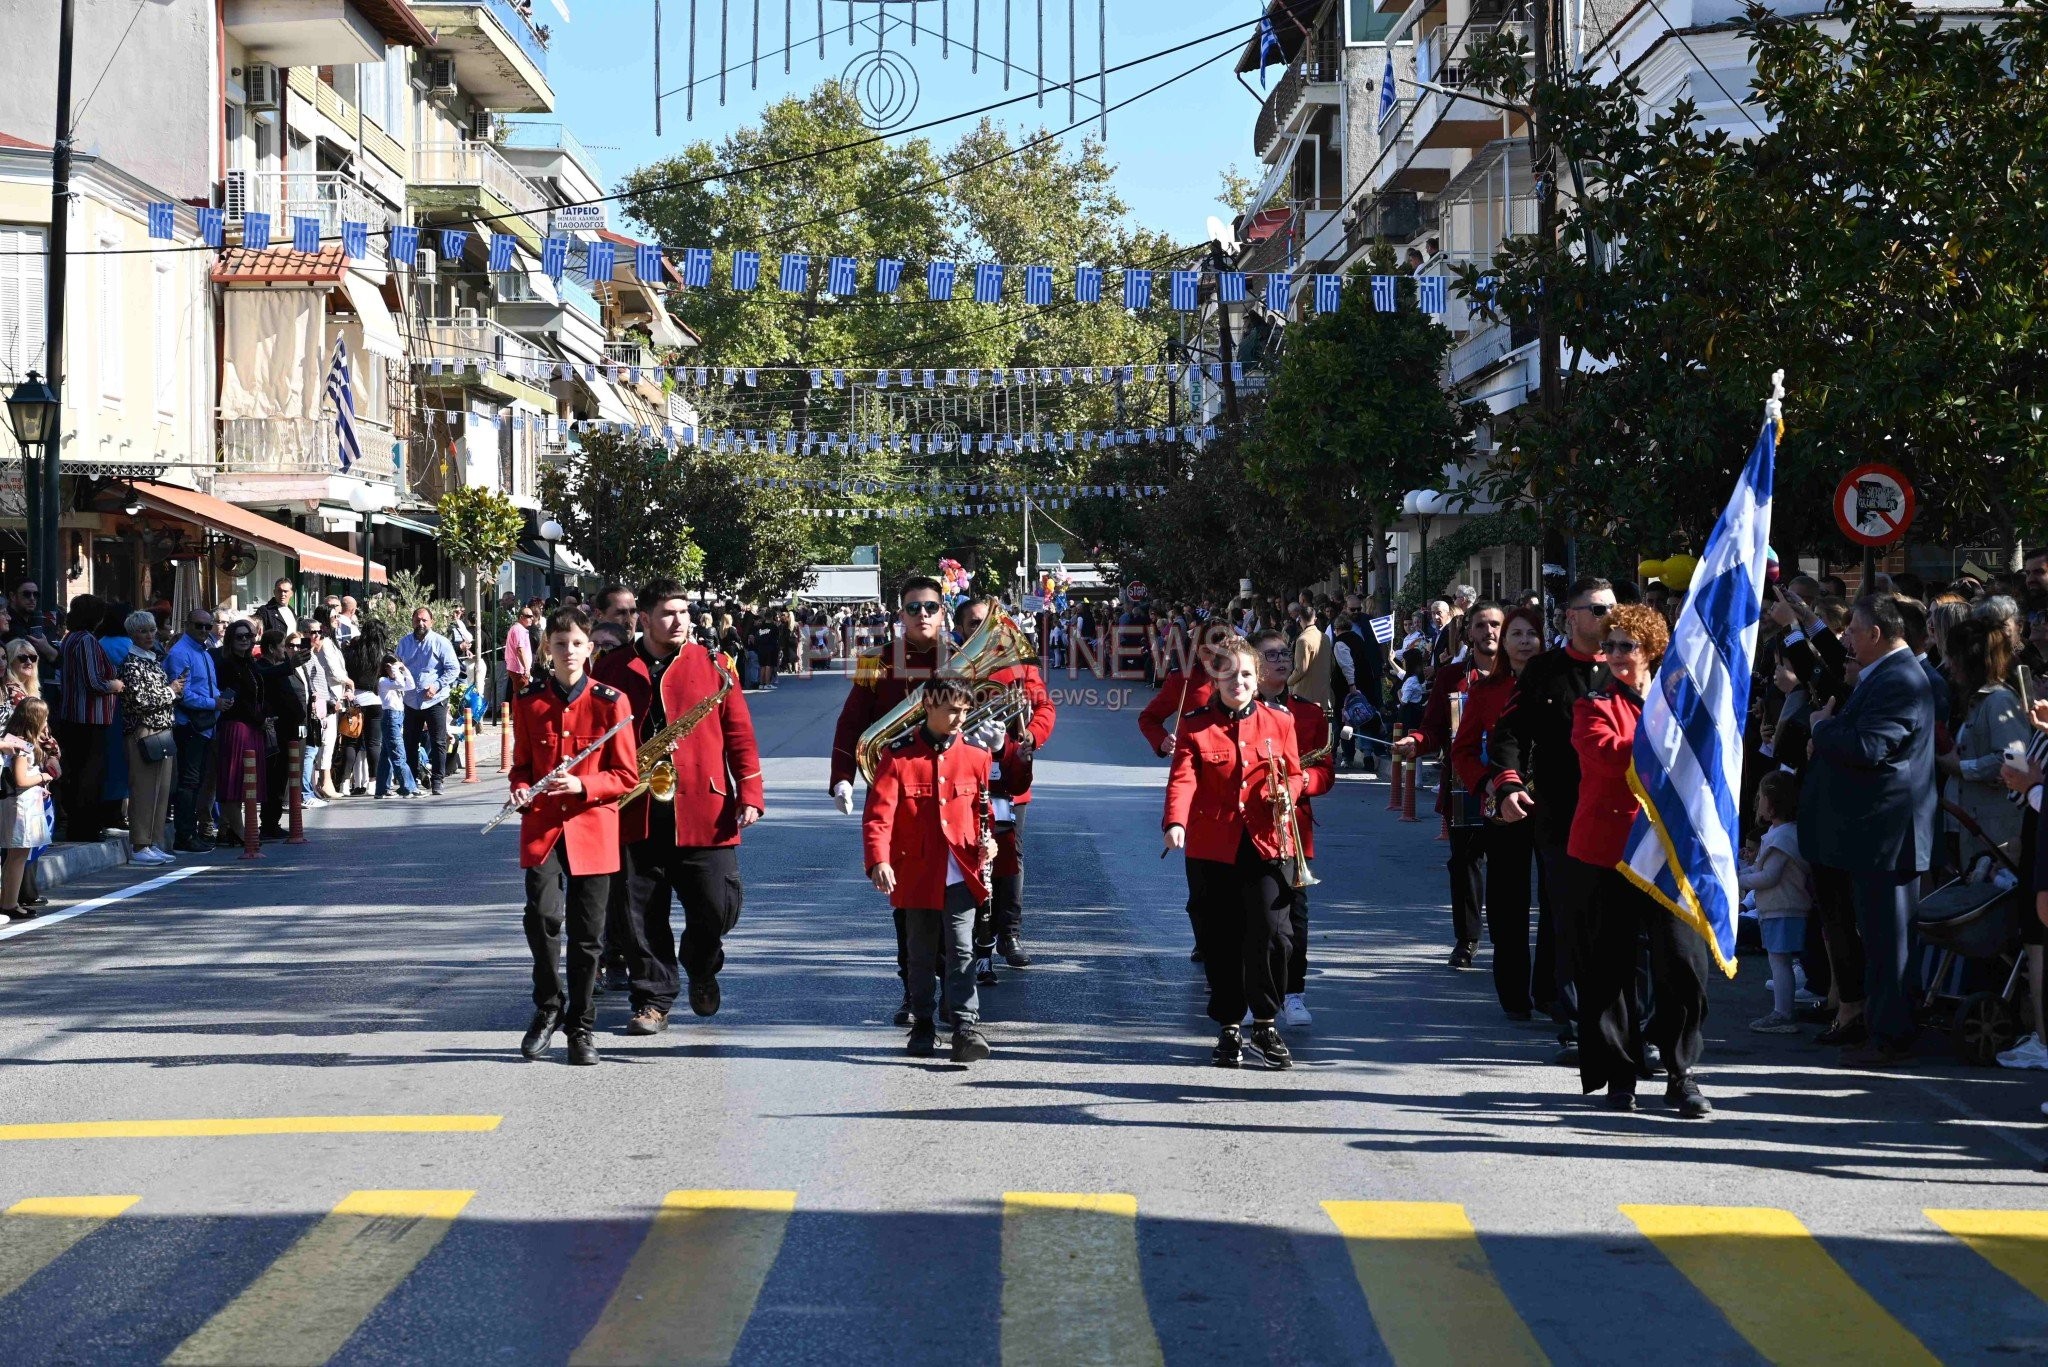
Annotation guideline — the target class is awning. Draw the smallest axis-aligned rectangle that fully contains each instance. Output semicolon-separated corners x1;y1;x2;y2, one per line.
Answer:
133;480;386;583
579;373;635;424
339;269;404;361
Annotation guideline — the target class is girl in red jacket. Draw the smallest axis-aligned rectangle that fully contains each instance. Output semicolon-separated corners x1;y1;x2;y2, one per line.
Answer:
1568;603;1711;1118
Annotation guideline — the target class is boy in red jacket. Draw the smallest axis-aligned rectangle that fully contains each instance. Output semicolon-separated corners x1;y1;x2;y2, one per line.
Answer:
863;676;1008;1062
509;608;639;1066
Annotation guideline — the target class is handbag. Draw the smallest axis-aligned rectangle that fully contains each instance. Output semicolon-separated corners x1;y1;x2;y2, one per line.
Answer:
338;706;365;740
138;729;175;765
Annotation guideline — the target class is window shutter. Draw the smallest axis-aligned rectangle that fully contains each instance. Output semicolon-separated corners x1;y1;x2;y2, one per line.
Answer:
0;227;46;382
154;262;176;416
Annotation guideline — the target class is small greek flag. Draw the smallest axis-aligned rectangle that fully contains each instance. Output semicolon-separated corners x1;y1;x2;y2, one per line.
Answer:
585;239;616;282
1122;269;1152;311
325;336;362;474
732;250;761;290
198;208;224;248
489;233;517;272
243;212;272;250
439;228;469;260
875;257;904;293
636;243;664;282
1380;52;1397;123
779;252;809;293
973;262;1005;303
1170;269;1200;312
341;221;368;260
1314;273;1343;314
1265;271;1292;312
389;223;418;265
1025;264;1053;305
1417;275;1448;314
828;256;858;295
1371;274;1398;311
927;260;956;301
683;246;713;287
542;235;569;280
147;203;174;240
293;216;321;254
1075;264;1102;303
1369;614;1396;645
1218;271;1246;304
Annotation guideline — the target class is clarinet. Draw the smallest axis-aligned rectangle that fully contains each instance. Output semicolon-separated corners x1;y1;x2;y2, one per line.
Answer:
481;715;633;834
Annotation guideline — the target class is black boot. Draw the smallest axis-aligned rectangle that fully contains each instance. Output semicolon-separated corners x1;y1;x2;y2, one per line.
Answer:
998;933;1032;968
688;975;721;1017
907;1020;938;1057
892;992;913;1027
520;1007;560;1060
950;1025;991;1063
566;1030;600;1066
1666;1072;1712;1119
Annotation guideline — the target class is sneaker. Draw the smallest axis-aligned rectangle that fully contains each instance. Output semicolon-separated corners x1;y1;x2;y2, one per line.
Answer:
891;994;913;1027
997;933;1032;968
302;796;328;809
626;1008;669;1036
1246;1023;1293;1070
1996;1034;2048;1070
907;1021;938;1057
950;1025;991;1063
1211;1024;1243;1068
1280;994;1312;1030
131;848;170;867
687;975;720;1017
1602;1088;1637;1112
974;956;998;987
148;846;176;863
1749;1011;1800;1034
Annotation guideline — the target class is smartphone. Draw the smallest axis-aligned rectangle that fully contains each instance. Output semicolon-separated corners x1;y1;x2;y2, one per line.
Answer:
2019;664;2035;715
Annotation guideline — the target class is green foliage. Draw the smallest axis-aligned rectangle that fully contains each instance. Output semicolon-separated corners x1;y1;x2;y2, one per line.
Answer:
363;570;460;642
434;486;524;571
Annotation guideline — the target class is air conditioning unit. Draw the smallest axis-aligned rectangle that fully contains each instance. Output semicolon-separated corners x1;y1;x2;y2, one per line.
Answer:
467;109;495;142
426;57;457;94
222;168;249;223
244;63;280;110
416;248;439;277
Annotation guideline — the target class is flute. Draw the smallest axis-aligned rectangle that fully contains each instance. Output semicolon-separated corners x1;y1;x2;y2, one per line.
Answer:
481;715;633;834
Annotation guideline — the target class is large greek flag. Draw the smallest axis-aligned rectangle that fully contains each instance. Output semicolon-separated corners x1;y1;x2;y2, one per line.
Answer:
1620;418;1777;976
325;336;362;474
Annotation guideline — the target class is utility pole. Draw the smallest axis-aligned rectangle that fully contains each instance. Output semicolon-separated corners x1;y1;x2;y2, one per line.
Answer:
1530;0;1560;431
1208;241;1240;424
41;0;77;609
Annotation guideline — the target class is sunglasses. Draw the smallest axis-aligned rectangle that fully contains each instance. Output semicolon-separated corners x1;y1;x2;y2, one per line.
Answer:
1601;639;1642;655
1570;603;1614;617
902;601;944;617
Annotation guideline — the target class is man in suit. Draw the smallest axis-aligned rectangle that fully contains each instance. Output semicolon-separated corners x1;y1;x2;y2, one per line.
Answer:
1800;594;1937;1068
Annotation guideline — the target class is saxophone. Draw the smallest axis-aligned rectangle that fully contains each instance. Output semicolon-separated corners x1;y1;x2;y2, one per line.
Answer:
614;660;736;809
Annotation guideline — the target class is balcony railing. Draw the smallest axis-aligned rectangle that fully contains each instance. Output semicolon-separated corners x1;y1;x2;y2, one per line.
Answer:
1415;18;1529;143
239;170;396;238
499;120;599;179
1253;28;1345;159
606;341;660;370
417;316;552;381
413;0;550;73
414;140;549;219
218;417;400;486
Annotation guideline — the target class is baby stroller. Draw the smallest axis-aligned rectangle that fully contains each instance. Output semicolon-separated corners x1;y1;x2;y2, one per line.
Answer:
1914;802;2033;1064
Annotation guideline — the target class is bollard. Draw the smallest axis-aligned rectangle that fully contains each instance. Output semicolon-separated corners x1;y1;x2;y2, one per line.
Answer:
1385;727;1405;812
463;712;480;784
1399;755;1421;823
240;749;263;859
498;704;513;772
286;738;307;844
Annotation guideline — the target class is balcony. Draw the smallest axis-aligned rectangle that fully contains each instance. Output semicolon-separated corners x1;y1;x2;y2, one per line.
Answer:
218;416;401;487
498;121;603;202
237;169;396;240
1253;29;1345;160
225;0;389;66
416;315;552;384
1414;18;1529;151
411;140;548;249
410;0;554;112
605;341;655;370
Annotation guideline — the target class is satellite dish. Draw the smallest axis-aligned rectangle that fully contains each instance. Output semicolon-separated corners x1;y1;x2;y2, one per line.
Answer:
1206;215;1239;256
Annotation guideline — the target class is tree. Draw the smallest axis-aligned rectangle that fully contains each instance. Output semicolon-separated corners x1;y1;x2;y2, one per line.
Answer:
435;486;524;674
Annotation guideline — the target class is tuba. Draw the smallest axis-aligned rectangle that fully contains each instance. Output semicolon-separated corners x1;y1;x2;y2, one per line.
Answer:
854;598;1038;783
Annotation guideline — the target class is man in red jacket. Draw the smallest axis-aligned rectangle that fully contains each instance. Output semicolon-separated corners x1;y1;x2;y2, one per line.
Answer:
593;578;764;1032
864;676;1015;1062
953;597;1057;974
509;608;641;1066
1251;629;1336;1031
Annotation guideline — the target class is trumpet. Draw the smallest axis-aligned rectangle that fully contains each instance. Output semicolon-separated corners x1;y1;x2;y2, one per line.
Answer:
616;660;736;809
1265;740;1319;890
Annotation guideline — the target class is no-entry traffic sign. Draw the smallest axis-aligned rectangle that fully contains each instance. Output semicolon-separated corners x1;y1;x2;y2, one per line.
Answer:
1833;463;1916;547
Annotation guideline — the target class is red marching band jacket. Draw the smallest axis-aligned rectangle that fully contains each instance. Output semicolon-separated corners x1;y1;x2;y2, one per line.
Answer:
830;643;940;791
1567;683;1645;868
1138;666;1216;756
592;641;765;848
1162;700;1307;864
976;661;1056;804
1405;656;1477;818
509;678;641;872
1449;667;1517;796
862;730;1033;910
1275;693;1336;860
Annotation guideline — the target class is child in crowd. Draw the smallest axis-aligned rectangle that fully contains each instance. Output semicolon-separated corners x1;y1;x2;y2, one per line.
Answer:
0;699;54;921
1397;646;1430;730
1741;770;1812;1032
375;653;419;798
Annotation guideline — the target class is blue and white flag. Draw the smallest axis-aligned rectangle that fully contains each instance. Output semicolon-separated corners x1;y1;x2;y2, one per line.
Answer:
341;220;368;260
1371;274;1398;311
439;228;469;261
683;246;713;287
293;216;321;254
1265;271;1292;313
243;212;272;250
1417;275;1447;314
779;252;809;293
325;336;362;474
1313;273;1342;314
1025;264;1054;306
1122;268;1152;311
585;239;616;282
732;249;761;291
1218;271;1246;304
927;259;956;301
542;235;569;280
1075;264;1102;304
1369;614;1396;646
828;255;858;295
148;203;175;240
1620;417;1778;977
973;262;1005;304
1255;16;1283;88
489;232;517;273
198;208;225;248
636;243;665;282
1170;269;1200;312
1379;53;1398;124
875;257;904;294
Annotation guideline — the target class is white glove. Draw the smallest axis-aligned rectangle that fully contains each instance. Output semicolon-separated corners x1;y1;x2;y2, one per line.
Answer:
832;780;855;815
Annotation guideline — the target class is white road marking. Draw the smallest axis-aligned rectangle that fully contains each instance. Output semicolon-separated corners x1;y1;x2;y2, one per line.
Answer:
0;866;212;942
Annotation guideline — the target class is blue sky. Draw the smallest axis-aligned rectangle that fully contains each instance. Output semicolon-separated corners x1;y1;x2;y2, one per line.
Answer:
542;0;1266;242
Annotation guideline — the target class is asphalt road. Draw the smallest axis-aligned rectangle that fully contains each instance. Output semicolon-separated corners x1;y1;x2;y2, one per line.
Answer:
0;671;2045;1366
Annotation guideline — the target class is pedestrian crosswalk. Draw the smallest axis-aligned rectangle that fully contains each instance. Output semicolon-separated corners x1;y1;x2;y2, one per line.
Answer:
0;1190;2043;1363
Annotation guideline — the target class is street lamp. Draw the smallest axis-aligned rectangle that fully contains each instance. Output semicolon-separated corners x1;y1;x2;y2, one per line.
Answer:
7;372;58;600
1402;489;1449;596
348;482;395;602
539;518;563;599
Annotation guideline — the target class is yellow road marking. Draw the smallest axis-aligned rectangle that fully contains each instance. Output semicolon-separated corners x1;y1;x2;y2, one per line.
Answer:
570;1189;797;1367
0;1115;502;1141
167;1189;473;1366
1322;1201;1548;1366
1622;1205;1938;1367
1000;1192;1163;1367
0;1196;140;1300
1926;1208;2048;1302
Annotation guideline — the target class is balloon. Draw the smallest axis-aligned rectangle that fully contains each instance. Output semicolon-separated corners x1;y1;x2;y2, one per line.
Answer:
1662;554;1698;589
1638;558;1667;583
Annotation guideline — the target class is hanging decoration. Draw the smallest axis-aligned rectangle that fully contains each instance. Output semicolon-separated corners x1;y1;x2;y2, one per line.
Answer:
416;405;1216;453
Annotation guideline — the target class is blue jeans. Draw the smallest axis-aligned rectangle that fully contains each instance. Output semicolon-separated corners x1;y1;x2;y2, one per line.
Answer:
377;709;417;796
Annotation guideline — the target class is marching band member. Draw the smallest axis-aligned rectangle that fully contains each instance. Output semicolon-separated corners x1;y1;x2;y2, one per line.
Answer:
510;608;639;1066
1250;629;1336;1030
953;598;1056;977
592;578;764;1033
1140;622;1230;963
1393;606;1498;968
1164;637;1306;1070
863;676;1029;1062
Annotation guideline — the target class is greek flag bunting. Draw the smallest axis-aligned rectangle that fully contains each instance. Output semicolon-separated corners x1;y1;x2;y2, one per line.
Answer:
1371;274;1398;311
875;257;904;293
1170;269;1200;312
732;249;761;291
439;228;469;261
1418;274;1447;314
1314;273;1343;314
293;216;321;254
542;235;569;280
489;233;517;272
585;239;616;282
341;220;368;260
1619;416;1778;977
974;262;1005;303
927;260;956;301
1218;271;1246;304
636;243;664;282
1025;264;1054;305
1266;271;1292;312
1123;269;1152;311
683;246;713;287
325;336;362;474
147;202;174;240
779;252;809;293
1075;264;1102;303
243;213;271;250
828;256;858;295
198;208;224;248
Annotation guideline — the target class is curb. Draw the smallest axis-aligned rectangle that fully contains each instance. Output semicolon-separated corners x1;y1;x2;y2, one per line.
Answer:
34;835;136;893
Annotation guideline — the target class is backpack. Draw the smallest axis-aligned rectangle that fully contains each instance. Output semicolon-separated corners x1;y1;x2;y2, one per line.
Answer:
1341;688;1379;731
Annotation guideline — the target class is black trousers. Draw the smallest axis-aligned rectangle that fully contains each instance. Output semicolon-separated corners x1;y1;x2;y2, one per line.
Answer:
523;842;609;1034
1188;834;1293;1026
991;805;1027;937
1539;842;1586;1041
1576;864;1708;1093
1287;886;1309;996
1810;864;1867;1007
262;726;299;833
170;724;213;845
622;829;743;1013
601;864;633;969
1447;825;1486;945
53;720;106;841
1483;821;1542;1015
403;702;449;788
